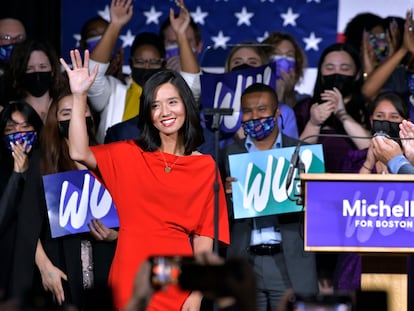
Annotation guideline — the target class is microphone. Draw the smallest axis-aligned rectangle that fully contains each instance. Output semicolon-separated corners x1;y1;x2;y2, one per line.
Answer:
203;108;234;116
284;132;374;203
285;142;301;191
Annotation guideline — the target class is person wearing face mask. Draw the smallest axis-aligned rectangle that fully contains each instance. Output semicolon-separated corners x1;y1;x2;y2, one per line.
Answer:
296;43;371;173
88;0;201;143
159;14;203;72
217;43;299;150
262;31;308;109
0;101;46;304
219;83;318;311
79;16;125;82
30;90;117;311
294;43;371;294
4;39;67;122
0;17;27;108
328;91;411;297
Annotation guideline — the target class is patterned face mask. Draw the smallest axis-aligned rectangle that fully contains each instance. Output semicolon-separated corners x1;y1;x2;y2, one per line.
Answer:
369;32;389;65
241;116;276;141
3;130;37;152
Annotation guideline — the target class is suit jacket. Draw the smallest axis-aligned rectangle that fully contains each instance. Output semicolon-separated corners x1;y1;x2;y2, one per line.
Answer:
219;134;318;295
398;163;414;174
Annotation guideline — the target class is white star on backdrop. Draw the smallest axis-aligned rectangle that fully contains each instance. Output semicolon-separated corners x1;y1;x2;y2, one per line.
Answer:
280;7;299;27
235;7;254;26
120;29;135;48
191;6;208;25
211;31;231;48
143;6;163;25
303;32;322;51
98;5;110;21
307;0;321;2
257;31;270;43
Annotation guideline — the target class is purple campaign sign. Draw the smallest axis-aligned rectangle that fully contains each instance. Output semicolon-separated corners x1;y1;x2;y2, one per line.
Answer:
200;62;277;134
305;180;414;251
43;170;119;238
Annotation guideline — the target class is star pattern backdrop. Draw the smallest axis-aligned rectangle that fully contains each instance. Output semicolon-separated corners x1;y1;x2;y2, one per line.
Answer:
61;0;337;69
61;0;411;94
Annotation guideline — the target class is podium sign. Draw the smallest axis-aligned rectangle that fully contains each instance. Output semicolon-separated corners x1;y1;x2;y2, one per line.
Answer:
302;173;414;252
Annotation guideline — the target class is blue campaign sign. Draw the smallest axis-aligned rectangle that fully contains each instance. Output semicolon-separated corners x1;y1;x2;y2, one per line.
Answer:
43;170;119;238
200;62;277;134
229;144;325;219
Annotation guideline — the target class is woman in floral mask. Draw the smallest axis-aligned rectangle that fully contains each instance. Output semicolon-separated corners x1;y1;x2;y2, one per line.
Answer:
0;101;44;303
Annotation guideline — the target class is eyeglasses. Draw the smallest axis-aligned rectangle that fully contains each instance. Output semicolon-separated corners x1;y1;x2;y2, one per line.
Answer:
131;58;165;68
0;34;26;43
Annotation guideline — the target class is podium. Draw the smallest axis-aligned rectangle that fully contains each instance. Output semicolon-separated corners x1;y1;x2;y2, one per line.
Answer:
301;173;414;311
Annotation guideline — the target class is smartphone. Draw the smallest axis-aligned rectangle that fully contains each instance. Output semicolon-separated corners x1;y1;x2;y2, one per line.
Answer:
287;293;353;311
149;256;244;296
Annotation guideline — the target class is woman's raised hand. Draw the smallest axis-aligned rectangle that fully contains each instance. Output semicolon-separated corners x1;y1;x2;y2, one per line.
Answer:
60;49;98;96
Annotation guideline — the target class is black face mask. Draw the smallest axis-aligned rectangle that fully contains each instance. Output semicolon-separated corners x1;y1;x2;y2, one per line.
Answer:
371;120;401;139
23;71;52;97
230;63;255;72
321;74;355;98
58;117;95;139
131;68;163;86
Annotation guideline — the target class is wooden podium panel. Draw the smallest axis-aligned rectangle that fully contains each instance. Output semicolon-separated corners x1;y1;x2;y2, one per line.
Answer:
301;173;414;311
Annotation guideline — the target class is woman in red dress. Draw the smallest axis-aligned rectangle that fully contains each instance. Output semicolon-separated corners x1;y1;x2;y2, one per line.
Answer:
60;50;230;311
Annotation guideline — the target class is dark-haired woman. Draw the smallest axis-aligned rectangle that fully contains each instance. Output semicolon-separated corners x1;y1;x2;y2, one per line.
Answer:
61;50;230;311
0;101;44;302
295;43;371;173
5;39;67;122
33;90;117;311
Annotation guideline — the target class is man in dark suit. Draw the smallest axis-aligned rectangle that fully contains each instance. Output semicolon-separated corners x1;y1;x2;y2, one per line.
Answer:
219;83;318;311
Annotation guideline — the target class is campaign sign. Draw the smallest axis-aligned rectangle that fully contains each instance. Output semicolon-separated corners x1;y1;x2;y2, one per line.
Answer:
305;178;414;251
229;144;324;218
43;170;119;238
200;62;277;134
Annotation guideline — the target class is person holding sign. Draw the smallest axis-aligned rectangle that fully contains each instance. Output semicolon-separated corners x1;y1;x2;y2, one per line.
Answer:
219;83;318;311
60;49;230;311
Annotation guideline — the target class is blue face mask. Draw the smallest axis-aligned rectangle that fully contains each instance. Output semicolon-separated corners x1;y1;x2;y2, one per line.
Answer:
0;44;15;62
241;116;276;141
165;44;179;60
271;55;296;80
3;130;37;152
86;35;102;52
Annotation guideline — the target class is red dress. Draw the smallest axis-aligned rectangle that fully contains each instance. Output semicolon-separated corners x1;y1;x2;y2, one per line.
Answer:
91;141;230;310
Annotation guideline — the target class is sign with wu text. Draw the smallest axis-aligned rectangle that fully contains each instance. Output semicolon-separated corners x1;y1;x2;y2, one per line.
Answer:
200;62;277;134
229;144;324;219
43;170;119;238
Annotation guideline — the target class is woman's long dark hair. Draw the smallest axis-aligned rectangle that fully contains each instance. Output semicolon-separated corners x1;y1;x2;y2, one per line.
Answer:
136;70;204;155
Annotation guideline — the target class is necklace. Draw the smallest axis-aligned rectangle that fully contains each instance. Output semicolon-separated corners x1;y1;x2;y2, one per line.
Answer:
159;150;180;173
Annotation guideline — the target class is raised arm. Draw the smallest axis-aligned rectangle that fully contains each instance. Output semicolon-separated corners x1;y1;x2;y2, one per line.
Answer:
90;0;133;64
170;0;200;74
60;50;98;169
